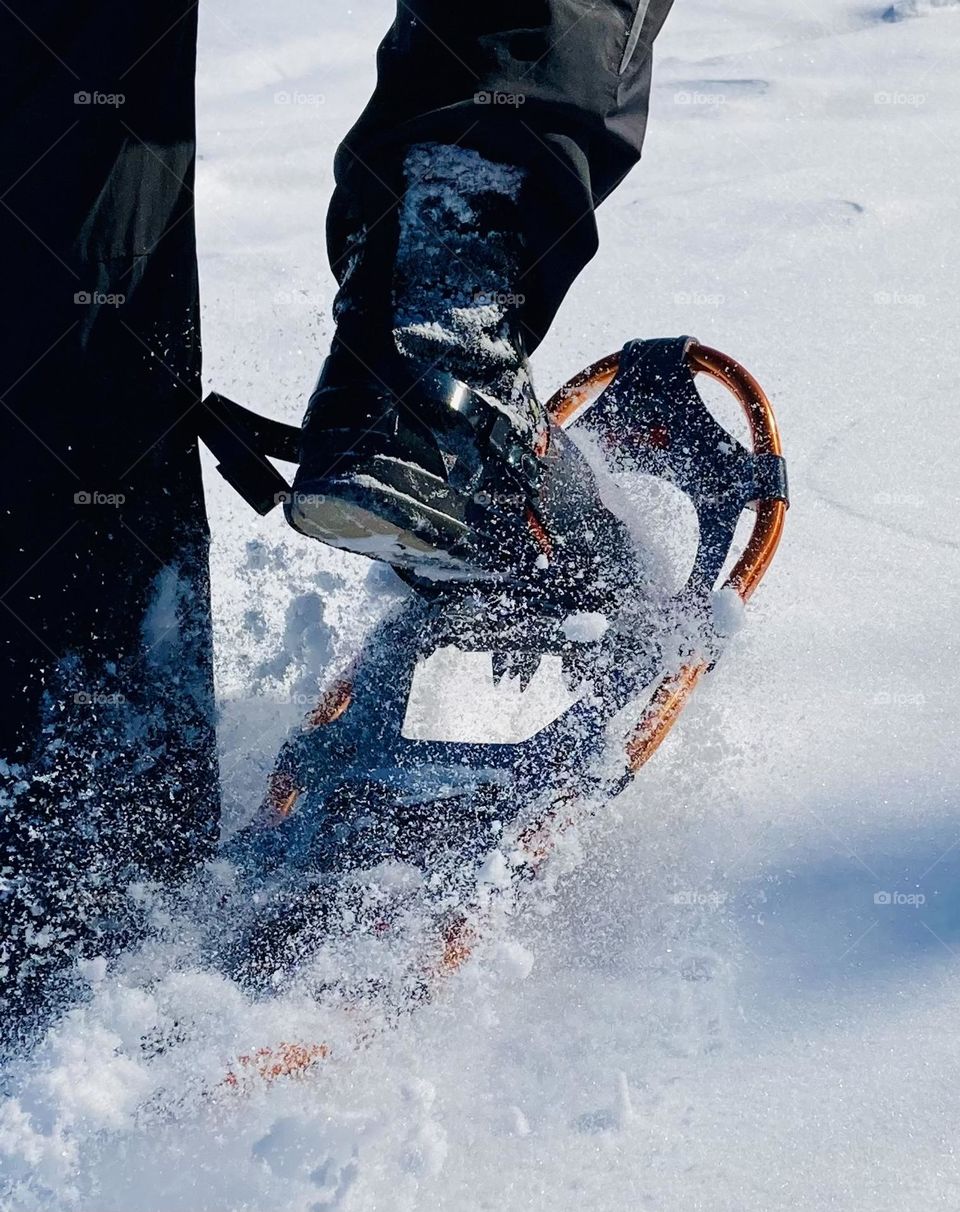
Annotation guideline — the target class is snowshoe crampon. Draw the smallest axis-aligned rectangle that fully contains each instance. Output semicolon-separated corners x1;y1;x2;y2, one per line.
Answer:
200;336;787;1060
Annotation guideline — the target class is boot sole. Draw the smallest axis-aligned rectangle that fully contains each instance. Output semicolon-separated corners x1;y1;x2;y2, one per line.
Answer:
285;470;478;578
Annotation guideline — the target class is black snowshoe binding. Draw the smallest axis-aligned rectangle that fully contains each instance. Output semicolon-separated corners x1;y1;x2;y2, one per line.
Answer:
198;334;788;999
284;342;632;592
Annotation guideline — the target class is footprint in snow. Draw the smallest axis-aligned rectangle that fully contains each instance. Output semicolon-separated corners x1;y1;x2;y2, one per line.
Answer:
574;1073;636;1134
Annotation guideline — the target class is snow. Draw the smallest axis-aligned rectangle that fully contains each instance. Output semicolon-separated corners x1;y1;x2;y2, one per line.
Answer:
402;648;584;744
4;0;960;1208
561;611;610;643
393;143;538;436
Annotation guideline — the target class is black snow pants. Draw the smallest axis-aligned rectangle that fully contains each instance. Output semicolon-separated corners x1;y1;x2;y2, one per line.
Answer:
0;0;674;1011
0;4;217;1012
330;0;677;349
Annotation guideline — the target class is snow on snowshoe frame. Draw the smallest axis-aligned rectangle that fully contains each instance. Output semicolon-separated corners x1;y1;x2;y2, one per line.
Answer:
200;337;787;869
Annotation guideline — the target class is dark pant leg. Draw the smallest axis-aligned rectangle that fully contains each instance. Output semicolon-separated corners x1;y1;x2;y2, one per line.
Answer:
328;0;676;350
0;2;218;1008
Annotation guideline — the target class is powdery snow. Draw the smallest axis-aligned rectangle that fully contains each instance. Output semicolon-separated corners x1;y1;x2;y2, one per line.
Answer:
561;611;610;643
2;0;960;1209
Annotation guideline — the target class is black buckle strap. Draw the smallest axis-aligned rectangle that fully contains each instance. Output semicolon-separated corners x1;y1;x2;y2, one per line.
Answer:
752;451;789;504
197;393;299;515
199;346;787;540
198;365;545;517
392;365;544;495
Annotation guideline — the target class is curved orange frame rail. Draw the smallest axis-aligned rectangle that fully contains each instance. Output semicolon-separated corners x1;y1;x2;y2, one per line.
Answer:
545;339;786;774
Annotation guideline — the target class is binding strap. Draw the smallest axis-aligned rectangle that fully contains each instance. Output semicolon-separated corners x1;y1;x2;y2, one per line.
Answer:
197;366;545;517
196;393;298;516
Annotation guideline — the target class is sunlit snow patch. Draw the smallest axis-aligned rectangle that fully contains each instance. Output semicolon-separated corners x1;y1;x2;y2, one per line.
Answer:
401;647;584;744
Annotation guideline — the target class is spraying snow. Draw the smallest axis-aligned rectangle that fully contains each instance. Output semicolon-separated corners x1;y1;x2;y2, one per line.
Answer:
2;0;959;1208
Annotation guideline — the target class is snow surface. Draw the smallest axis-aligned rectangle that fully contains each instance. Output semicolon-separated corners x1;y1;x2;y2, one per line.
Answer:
4;0;960;1208
402;649;584;744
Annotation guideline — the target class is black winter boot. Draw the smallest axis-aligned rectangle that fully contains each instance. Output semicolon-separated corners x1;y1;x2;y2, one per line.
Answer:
287;143;629;594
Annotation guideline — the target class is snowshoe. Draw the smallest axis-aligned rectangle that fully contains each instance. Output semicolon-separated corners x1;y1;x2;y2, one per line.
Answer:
199;335;788;1006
